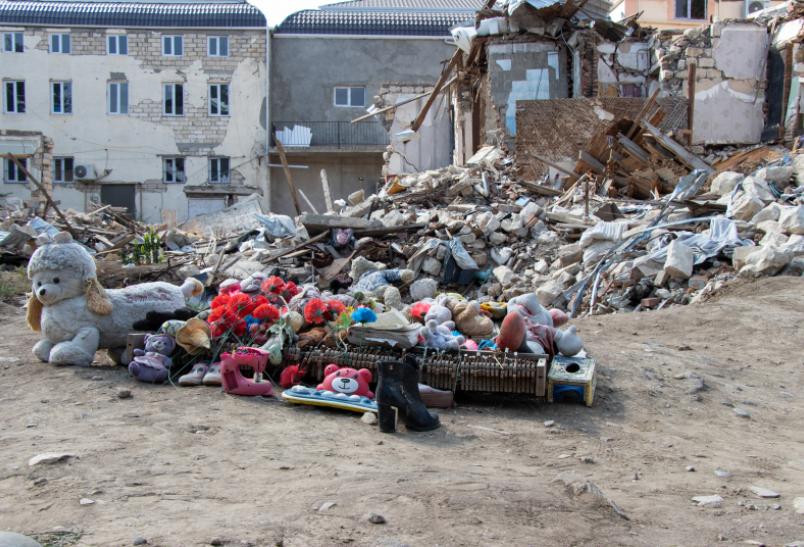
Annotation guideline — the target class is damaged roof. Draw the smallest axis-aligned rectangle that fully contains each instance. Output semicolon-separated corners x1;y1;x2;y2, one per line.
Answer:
275;8;474;36
0;0;266;28
320;0;482;11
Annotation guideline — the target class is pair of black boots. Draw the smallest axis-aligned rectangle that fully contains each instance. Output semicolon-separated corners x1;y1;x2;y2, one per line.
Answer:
375;355;440;433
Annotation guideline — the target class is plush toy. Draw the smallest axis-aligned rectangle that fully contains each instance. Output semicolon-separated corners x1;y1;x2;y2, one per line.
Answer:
419;319;465;351
279;364;305;388
351;307;377;324
409;301;431;323
26;232;203;367
240;272;267;294
496;313;583;357
159;317;210;355
446;299;494;340
317;364;374;398
507;293;554;328
352;268;415;295
382;286;403;310
424;295;452;325
128;333;176;383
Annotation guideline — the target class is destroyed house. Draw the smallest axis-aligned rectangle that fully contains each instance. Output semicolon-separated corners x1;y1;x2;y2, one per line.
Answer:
269;0;484;217
0;0;267;224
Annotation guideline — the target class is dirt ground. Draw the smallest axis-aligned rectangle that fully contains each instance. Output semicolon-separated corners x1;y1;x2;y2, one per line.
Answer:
0;276;803;547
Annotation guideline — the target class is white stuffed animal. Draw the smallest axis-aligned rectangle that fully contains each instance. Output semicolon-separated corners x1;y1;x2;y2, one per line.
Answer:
26;232;203;366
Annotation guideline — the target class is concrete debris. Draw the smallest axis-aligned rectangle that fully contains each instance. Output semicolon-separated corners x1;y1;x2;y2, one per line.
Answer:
692;495;724;508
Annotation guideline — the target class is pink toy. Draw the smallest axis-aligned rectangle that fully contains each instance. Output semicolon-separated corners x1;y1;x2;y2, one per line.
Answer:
317;364;374;398
549;308;569;327
220;346;274;397
462;339;479;351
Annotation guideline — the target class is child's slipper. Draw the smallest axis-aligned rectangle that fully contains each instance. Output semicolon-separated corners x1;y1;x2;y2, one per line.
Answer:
202;362;222;386
178;362;209;386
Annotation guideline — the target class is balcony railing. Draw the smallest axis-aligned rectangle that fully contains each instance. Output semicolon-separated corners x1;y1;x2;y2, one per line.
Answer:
273;120;389;149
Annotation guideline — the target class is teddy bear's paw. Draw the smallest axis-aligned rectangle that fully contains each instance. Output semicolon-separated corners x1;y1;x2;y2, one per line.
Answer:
49;343;94;367
32;340;54;363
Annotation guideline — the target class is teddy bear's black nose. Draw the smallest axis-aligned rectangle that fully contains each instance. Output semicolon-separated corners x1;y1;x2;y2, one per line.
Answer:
38;288;47;296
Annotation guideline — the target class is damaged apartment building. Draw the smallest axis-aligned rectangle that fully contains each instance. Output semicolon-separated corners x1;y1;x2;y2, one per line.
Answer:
440;0;782;179
0;0;267;224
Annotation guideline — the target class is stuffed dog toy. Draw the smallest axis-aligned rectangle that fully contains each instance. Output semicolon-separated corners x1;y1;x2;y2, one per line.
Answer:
26;232;203;366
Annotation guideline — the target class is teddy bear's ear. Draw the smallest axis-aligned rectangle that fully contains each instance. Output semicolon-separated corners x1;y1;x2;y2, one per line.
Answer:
323;363;340;377
26;294;42;332
357;368;372;383
85;279;113;315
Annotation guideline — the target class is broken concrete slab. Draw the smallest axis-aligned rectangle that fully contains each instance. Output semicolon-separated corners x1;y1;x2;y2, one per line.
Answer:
663;240;694;280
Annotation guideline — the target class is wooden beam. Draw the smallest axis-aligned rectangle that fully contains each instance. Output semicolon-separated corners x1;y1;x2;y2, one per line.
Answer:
578;150;606;174
410;51;460;132
639;120;712;172
527;152;575;176
687;62;696;146
274;139;302;216
320;169;333;212
626;87;660;140
4;153;78;239
617;134;651;165
351;91;429;123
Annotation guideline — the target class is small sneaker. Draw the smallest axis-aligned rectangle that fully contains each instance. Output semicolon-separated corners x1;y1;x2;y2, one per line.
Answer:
202;362;222;386
178;362;209;387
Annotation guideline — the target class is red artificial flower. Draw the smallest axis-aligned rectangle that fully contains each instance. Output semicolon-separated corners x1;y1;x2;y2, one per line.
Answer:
283;281;300;299
410;302;431;321
325;299;346;321
211;293;231;310
207;307;225;323
252;294;268;307
304;298;328;325
261;275;286;295
219;283;241;295
253;303;280;323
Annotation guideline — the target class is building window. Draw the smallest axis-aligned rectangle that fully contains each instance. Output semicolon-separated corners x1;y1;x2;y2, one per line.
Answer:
675;0;706;19
51;81;72;114
108;81;128;114
4;158;27;183
209;157;230;184
107;35;128;55
162;35;183;56
208;36;229;57
50;33;70;54
163;157;186;183
209;83;229;116
4;80;25;113
53;157;74;183
2;32;23;53
334;86;366;107
163;83;183;116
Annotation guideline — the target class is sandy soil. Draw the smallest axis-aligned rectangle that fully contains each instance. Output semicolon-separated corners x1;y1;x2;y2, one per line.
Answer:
0;276;803;547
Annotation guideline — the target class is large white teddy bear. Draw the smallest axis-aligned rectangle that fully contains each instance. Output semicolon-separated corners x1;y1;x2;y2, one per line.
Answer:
26;232;202;366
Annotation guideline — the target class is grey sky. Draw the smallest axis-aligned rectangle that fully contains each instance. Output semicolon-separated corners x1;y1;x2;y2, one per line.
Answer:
250;0;325;26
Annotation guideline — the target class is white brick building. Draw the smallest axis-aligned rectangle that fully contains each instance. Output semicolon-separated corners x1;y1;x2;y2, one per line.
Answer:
0;0;267;223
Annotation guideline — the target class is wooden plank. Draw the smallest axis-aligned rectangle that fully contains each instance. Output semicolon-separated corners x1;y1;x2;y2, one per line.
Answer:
410;51;460;132
274;139;302;216
639;120;712;172
526;152;575;176
578;150;606;174
617;134;651;165
626;87;660;140
536;357;547;397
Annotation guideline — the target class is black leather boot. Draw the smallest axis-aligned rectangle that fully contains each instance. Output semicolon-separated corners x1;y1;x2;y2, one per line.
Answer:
399;355;440;431
375;360;406;433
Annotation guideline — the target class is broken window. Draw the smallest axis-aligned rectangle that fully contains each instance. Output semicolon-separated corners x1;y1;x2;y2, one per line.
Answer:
108;81;128;114
4;80;25;113
163;157;186;183
209;83;229;116
4;158;27;183
50;33;70;54
675;0;706;19
163;83;183;116
107;35;128;55
209;157;230;184
51;81;72;114
162;35;183;56
53;157;74;183
334;86;366;107
3;32;23;53
208;36;229;57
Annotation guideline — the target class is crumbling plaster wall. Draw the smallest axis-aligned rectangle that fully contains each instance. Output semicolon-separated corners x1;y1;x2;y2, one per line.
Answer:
0;26;266;223
656;22;769;145
486;40;569;140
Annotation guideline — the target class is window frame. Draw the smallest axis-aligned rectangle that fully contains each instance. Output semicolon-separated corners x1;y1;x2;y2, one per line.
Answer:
107;80;129;115
162;35;183;57
2;32;23;53
53;156;74;183
51;80;73;115
207;35;229;57
50;33;71;54
4;158;27;183
4;80;26;114
674;0;707;19
163;83;184;116
333;86;366;108
163;157;186;184
208;83;230;116
107;34;128;55
208;156;230;184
